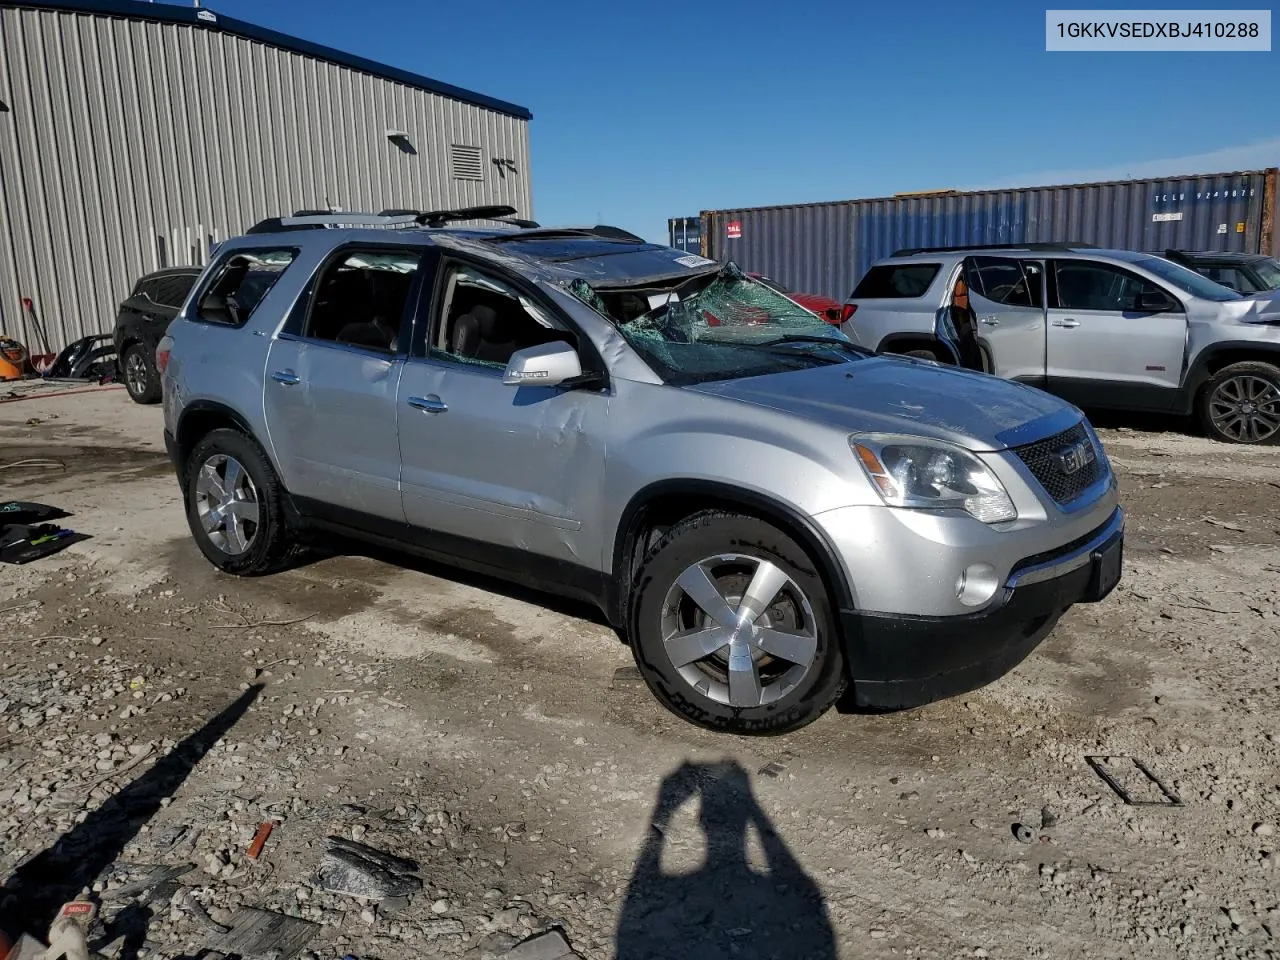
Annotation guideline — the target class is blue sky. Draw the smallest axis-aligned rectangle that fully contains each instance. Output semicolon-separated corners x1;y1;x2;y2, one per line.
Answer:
209;0;1278;244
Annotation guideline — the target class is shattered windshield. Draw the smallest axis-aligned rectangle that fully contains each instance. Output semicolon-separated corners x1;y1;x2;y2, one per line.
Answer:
1254;258;1280;291
568;262;866;385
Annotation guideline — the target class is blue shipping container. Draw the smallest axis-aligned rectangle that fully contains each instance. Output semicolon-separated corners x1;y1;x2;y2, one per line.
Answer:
701;169;1278;302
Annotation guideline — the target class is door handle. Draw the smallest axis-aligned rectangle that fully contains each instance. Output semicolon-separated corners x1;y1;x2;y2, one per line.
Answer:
407;395;448;413
979;315;1000;325
1051;319;1080;329
271;369;301;385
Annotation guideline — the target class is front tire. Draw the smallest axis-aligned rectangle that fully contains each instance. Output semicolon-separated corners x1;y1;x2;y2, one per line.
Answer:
184;428;297;575
122;342;161;404
630;512;847;735
1198;361;1280;444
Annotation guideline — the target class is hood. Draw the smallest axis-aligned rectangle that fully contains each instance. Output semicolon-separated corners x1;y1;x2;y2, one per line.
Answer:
1237;290;1280;324
685;357;1076;451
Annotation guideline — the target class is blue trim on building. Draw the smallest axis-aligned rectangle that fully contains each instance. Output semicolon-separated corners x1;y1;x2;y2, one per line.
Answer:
2;0;533;120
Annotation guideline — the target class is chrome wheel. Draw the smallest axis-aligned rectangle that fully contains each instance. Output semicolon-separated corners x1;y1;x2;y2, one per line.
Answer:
125;350;150;397
1209;374;1280;442
194;454;260;555
660;554;819;708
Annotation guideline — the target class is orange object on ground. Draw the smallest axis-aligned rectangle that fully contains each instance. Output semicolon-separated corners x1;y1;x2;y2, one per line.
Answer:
247;819;277;859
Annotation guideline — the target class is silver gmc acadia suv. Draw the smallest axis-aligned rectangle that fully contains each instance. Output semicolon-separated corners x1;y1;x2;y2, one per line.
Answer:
159;207;1125;735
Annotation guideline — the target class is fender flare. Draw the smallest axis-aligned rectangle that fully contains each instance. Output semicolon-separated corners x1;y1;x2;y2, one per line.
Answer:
173;400;261;480
1180;341;1280;414
610;479;857;628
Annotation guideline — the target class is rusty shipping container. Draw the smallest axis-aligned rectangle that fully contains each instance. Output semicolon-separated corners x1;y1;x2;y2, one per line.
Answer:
701;169;1279;303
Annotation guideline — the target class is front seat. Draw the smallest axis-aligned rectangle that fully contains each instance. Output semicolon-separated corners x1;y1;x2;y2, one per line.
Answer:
451;305;525;366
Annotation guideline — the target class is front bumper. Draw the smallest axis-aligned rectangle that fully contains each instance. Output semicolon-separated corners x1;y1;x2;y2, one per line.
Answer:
842;507;1123;709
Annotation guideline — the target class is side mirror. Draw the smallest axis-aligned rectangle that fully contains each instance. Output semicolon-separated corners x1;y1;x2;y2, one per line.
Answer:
1136;290;1178;313
502;341;584;388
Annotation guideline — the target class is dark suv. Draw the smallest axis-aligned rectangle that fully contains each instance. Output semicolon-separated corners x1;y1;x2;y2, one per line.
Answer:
1162;249;1280;295
113;266;202;403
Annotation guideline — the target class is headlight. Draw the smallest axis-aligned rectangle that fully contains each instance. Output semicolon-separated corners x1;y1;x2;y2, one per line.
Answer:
851;435;1017;523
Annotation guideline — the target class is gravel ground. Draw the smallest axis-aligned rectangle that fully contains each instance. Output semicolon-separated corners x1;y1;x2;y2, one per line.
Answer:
1;381;1278;960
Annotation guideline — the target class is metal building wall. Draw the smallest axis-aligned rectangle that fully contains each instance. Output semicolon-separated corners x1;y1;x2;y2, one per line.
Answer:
0;4;533;352
702;169;1276;302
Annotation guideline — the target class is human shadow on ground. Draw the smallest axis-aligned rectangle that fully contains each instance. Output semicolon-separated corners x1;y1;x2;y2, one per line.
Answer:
0;684;263;946
616;760;837;960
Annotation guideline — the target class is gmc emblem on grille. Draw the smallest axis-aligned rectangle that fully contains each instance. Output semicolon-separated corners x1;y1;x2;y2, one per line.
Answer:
1057;439;1096;475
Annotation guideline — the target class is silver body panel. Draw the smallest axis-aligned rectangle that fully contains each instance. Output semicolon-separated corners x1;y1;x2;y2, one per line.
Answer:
263;337;406;521
397;356;610;564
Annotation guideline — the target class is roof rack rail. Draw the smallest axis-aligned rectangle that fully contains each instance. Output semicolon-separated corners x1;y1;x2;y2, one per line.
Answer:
587;224;647;242
281;212;419;228
245;205;542;235
1163;248;1196;267
488;224;647;244
416;204;523;227
891;241;1098;256
246;211;420;233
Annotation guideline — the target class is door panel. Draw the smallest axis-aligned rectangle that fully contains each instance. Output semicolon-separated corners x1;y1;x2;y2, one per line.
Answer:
263;337;404;520
398;257;609;564
397;357;609;563
1045;259;1187;399
963;257;1046;381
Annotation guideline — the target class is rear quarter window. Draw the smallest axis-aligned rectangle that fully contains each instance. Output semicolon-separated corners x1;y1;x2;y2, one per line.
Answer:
851;263;942;299
154;274;199;308
193;249;298;327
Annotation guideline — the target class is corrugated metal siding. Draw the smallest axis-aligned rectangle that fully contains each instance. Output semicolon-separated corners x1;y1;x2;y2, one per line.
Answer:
0;5;532;351
703;170;1276;302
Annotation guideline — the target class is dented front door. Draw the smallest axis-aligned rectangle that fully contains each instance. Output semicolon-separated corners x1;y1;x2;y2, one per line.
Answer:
397;357;609;561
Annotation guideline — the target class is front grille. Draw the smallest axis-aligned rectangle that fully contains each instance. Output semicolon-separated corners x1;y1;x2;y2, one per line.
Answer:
1012;422;1105;506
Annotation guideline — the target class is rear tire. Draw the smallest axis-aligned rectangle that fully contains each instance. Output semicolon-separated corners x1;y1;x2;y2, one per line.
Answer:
184;428;297;575
629;511;847;735
122;342;161;404
1198;361;1280;444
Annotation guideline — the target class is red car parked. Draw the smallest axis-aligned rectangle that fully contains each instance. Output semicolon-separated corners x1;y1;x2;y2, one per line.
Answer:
748;273;845;324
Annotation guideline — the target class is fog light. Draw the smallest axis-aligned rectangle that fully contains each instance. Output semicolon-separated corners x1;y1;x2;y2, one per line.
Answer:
956;563;1000;607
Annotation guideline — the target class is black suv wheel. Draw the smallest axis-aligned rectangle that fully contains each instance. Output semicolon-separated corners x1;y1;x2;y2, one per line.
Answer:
630;511;847;735
121;342;162;404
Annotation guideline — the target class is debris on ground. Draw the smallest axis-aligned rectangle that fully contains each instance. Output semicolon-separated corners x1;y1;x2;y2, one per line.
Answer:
209;907;318;960
504;928;581;960
315;836;422;902
99;862;194;902
246;820;277;860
